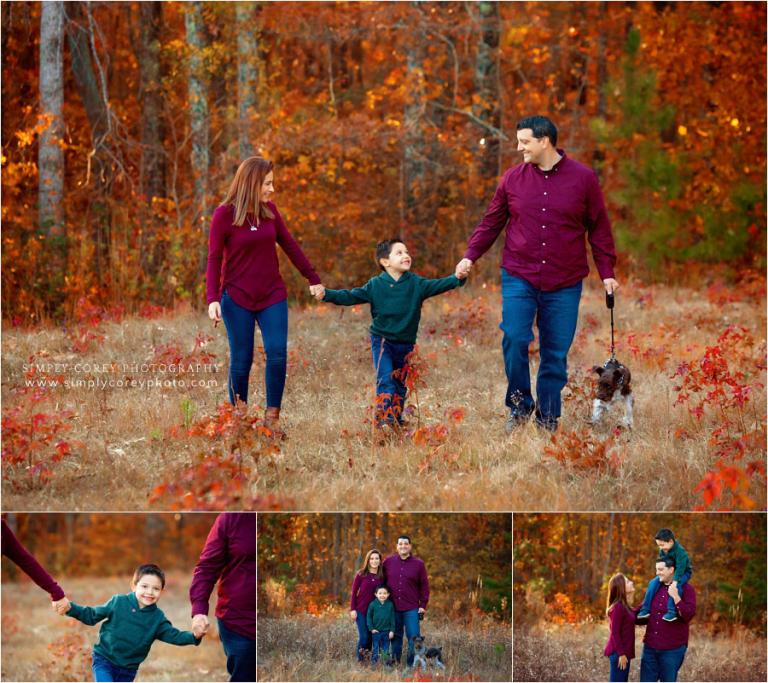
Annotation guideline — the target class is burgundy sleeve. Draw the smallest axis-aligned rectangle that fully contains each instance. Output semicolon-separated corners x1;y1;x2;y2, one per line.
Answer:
189;515;229;617
272;204;322;285
206;207;230;304
350;574;362;611
676;584;696;623
584;171;617;280
618;606;634;657
419;562;430;609
1;520;65;601
464;173;511;262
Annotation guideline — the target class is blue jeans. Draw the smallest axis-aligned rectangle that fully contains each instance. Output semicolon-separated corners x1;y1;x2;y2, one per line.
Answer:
500;270;582;428
370;334;414;425
639;572;691;617
609;652;631;682
221;291;288;407
355;610;372;660
218;618;256;682
371;631;391;664
92;652;137;682
392;608;420;666
640;644;687;682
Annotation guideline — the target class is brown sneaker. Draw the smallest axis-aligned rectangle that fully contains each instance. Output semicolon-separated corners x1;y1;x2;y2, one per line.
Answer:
264;407;287;441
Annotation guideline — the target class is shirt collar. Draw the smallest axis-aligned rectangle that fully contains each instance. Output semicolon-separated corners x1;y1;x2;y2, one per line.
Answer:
531;149;568;175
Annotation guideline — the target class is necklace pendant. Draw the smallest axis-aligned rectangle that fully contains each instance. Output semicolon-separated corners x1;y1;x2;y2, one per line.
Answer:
250;225;258;231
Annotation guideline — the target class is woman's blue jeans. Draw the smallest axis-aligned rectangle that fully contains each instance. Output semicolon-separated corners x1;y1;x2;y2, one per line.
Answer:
218;618;256;682
500;270;582;428
92;652;137;682
370;334;414;425
221;291;288;407
391;608;420;666
355;610;372;660
609;652;631;682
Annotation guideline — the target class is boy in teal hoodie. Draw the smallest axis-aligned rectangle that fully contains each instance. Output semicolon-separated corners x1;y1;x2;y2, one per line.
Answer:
318;238;467;427
59;564;202;681
366;585;396;664
637;528;693;623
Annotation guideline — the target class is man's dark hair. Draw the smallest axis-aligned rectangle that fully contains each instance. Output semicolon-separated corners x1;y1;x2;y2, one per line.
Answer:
655;528;675;542
397;534;412;544
516;116;558;146
132;563;166;588
657;556;676;569
375;238;405;271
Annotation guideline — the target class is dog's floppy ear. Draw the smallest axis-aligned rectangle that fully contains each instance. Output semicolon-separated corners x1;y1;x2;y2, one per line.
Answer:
592;365;605;375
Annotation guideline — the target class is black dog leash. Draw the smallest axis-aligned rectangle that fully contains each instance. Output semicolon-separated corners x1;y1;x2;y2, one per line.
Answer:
606;291;616;363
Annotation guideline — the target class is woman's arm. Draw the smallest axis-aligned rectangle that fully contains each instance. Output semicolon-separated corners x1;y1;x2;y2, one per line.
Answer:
1;519;66;601
205;206;231;305
272;205;321;285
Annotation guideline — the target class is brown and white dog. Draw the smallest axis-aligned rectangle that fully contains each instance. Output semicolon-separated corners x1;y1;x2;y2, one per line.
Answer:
591;360;633;429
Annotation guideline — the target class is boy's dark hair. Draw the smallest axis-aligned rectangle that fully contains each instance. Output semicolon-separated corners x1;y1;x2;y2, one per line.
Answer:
375;584;391;593
132;563;166;589
655;528;675;542
516;115;558;146
658;556;676;569
397;534;412;544
375;238;405;271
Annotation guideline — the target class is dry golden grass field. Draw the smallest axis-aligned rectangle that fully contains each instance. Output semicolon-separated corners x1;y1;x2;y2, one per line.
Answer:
257;612;511;681
0;574;227;682
2;278;765;512
513;621;767;682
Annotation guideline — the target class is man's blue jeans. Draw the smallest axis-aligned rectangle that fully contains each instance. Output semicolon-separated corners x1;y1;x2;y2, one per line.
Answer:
221;291;288;407
640;644;687;682
639;572;691;618
371;631;391;664
355;610;372;661
391;608;420;666
370;334;414;425
500;270;582;428
218;618;256;682
609;652;631;682
92;652;137;682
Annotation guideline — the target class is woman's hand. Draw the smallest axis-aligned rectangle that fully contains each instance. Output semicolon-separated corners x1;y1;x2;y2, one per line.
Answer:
52;596;70;615
618;655;628;670
191;614;210;638
309;284;325;301
455;258;473;278
389;631;394;640
208;302;222;325
349;610;357;621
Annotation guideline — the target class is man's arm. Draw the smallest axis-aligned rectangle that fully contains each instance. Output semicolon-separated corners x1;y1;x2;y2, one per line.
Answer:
584;171;618;293
418;562;430;611
189;515;229;632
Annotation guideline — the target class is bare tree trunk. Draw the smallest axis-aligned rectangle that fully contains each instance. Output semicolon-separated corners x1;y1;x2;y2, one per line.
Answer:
471;1;501;182
185;2;209;234
236;2;258;160
39;0;65;236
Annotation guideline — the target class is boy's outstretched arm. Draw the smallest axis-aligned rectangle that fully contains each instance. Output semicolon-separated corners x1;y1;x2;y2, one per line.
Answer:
156;619;202;646
418;273;467;300
66;596;117;625
322;280;373;306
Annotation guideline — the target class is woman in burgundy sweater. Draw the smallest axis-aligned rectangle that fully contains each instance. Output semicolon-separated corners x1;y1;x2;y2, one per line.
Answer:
604;573;638;682
206;157;324;437
349;549;385;662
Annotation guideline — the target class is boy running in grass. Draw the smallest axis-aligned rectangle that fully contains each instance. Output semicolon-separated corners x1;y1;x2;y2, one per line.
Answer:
637;528;693;623
366;585;396;665
315;238;467;428
57;563;202;682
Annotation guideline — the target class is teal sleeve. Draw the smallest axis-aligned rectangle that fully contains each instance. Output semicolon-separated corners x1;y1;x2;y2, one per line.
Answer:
418;274;465;300
155;619;201;647
323;280;372;306
673;544;691;582
366;601;375;631
66;596;116;626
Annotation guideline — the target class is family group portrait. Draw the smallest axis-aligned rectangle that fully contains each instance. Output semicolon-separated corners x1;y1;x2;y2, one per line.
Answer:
0;512;255;682
1;1;765;515
257;513;512;681
513;513;767;682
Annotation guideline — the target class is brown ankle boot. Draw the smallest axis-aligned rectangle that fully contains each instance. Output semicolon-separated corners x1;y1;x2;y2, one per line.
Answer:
264;407;286;441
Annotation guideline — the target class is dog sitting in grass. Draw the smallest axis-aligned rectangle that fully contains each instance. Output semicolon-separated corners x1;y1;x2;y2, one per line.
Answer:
412;636;446;671
591;359;633;429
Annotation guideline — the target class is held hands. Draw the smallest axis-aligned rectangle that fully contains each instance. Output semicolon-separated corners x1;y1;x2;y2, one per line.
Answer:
191;614;210;639
309;284;325;301
208;302;222;328
603;278;620;294
618;655;628;670
455;258;473;279
52;596;71;615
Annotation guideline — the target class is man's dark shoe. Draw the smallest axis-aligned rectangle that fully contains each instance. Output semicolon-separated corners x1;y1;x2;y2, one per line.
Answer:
505;409;530;434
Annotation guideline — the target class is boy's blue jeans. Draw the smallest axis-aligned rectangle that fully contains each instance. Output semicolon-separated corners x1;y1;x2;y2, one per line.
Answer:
354;610;372;661
500;270;582;428
609;652;631;682
218;618;256;682
639;571;691;617
640;644;687;682
92;652;137;682
221;291;288;407
370;334;414;425
391;608;420;666
371;631;391;664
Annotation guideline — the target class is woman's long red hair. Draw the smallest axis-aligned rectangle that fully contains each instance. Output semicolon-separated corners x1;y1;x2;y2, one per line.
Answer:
606;573;630;615
222;156;275;226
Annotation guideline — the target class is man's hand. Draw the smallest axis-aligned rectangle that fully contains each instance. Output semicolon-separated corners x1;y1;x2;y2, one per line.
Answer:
52;596;71;615
618;655;628;670
455;258;473;279
191;614;210;638
309;284;325;301
603;278;619;294
667;582;681;604
418;607;426;615
389;631;394;639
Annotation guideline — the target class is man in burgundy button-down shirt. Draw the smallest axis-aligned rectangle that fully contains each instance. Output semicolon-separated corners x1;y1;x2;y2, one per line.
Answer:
382;535;429;667
456;115;619;432
637;558;696;682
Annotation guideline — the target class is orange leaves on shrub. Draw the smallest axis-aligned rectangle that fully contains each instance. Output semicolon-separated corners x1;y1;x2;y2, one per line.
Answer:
152;331;218;367
544;429;620;473
547;592;581;625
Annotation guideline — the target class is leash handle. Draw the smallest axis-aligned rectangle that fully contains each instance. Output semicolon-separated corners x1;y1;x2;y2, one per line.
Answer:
605;292;615;309
606;291;616;360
